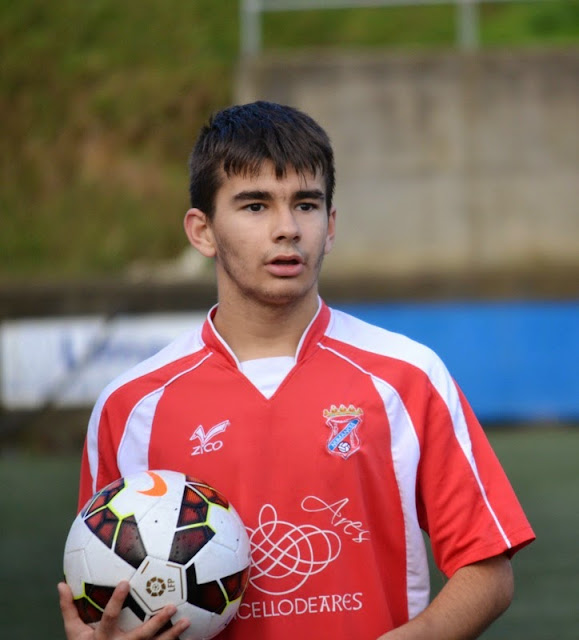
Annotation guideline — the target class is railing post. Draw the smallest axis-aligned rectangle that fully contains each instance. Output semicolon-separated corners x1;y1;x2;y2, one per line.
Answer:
240;0;262;57
457;0;480;51
243;0;486;55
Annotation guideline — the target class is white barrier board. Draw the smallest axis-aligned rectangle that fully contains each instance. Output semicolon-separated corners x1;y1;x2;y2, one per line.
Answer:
0;313;204;410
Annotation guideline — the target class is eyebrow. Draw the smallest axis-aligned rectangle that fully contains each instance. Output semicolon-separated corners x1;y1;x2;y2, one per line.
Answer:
232;189;325;202
296;189;325;202
233;190;272;202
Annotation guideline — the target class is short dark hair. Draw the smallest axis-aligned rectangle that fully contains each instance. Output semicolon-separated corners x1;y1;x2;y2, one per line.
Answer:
188;101;335;217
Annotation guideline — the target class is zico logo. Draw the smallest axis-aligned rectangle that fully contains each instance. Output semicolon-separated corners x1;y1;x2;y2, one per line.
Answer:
189;420;230;456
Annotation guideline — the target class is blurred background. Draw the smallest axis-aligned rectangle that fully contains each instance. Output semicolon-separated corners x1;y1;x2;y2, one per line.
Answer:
1;1;578;638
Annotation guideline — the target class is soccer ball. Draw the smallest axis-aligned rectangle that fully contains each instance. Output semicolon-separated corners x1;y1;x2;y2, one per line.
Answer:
63;470;251;639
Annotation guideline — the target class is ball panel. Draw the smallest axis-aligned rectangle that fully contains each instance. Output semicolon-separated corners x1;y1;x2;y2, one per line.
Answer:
74;596;104;624
169;526;215;565
137;499;181;560
129;557;186;613
73;583;115;624
206;504;245;553
119;594;148;627
85;507;119;549
178;485;211;527
176;603;216;640
188;481;229;509
185;564;227;615
64;517;94;553
222;566;251;602
115;515;148;568
178;599;241;640
82;478;126;517
63;548;91;594
191;538;245;584
85;583;115;610
83;534;135;584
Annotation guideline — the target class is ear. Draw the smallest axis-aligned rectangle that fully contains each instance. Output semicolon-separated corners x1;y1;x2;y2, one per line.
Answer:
324;207;337;255
183;208;216;258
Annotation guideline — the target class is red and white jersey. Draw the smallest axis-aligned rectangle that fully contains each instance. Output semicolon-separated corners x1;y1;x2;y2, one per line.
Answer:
79;301;535;639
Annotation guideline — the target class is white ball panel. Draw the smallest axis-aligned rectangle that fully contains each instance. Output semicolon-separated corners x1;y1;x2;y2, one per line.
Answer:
176;603;214;639
181;599;241;640
84;535;135;584
137;498;181;559
207;505;245;552
64;517;94;553
63;549;91;595
192;540;246;584
129;557;187;613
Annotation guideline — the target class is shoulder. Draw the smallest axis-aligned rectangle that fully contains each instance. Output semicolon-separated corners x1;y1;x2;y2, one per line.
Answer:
93;324;207;415
83;325;209;487
325;306;445;377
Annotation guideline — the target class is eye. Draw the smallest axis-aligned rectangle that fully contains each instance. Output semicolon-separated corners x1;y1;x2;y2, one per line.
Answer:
296;202;317;212
245;203;265;213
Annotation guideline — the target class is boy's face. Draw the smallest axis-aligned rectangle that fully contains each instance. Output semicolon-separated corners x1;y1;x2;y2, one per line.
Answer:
186;161;336;308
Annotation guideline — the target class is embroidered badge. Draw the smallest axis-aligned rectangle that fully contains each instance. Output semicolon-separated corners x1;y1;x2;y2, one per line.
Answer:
323;404;363;460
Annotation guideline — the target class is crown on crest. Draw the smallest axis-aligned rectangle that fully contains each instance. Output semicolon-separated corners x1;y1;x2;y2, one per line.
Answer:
323;404;363;419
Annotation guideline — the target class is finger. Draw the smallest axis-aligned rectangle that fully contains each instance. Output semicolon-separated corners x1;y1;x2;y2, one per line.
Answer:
96;580;131;635
57;581;75;619
57;582;87;635
125;605;190;640
155;612;191;640
131;605;188;640
58;582;80;624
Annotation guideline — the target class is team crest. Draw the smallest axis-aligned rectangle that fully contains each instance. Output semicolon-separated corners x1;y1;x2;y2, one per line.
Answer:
323;404;363;460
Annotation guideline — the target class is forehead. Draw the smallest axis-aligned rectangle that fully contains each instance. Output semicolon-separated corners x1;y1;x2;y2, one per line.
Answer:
217;161;325;200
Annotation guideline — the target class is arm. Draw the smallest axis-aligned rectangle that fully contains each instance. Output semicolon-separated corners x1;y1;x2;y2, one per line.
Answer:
378;554;514;640
58;581;190;640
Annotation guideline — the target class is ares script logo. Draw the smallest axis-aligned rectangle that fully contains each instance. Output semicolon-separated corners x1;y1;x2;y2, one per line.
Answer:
247;503;342;596
189;420;230;456
246;495;369;597
323;404;363;460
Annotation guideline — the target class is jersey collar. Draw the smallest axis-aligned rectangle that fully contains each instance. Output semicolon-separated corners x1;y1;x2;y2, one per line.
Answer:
200;299;331;368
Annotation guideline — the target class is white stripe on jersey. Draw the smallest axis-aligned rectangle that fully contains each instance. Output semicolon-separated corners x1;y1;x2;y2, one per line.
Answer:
324;309;513;613
86;326;206;495
318;342;429;619
117;352;214;478
326;310;513;543
117;387;164;476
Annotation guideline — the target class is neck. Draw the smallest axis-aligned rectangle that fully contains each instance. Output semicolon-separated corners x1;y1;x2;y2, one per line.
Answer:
212;292;320;362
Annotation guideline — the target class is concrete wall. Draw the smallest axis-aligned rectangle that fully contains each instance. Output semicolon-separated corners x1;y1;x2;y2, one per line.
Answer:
236;49;578;280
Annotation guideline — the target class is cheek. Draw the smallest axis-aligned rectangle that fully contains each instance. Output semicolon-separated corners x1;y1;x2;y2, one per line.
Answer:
310;220;332;253
214;229;257;265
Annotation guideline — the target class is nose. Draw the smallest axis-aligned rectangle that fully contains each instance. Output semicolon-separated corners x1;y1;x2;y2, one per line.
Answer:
272;206;301;242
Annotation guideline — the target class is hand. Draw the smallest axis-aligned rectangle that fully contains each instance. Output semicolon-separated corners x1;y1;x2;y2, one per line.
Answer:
58;581;190;640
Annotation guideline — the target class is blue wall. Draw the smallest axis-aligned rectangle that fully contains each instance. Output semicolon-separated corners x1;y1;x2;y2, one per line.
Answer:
336;301;579;423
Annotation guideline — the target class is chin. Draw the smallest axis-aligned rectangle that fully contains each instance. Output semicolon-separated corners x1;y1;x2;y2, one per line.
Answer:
255;282;315;306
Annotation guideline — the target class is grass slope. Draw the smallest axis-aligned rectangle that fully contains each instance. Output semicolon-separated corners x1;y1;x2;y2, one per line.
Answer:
1;0;577;278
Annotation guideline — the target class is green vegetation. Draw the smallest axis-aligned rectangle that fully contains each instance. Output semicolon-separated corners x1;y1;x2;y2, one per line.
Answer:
263;2;579;50
0;427;577;638
1;0;577;279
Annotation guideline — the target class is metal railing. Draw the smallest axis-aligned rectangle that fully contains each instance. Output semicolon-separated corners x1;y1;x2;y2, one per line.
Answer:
240;0;551;55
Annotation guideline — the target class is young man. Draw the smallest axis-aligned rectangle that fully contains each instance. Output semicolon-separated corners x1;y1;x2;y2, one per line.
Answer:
59;101;535;640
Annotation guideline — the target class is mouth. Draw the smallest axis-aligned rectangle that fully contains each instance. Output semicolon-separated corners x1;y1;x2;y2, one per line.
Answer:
266;255;305;277
268;255;303;266
271;258;301;266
